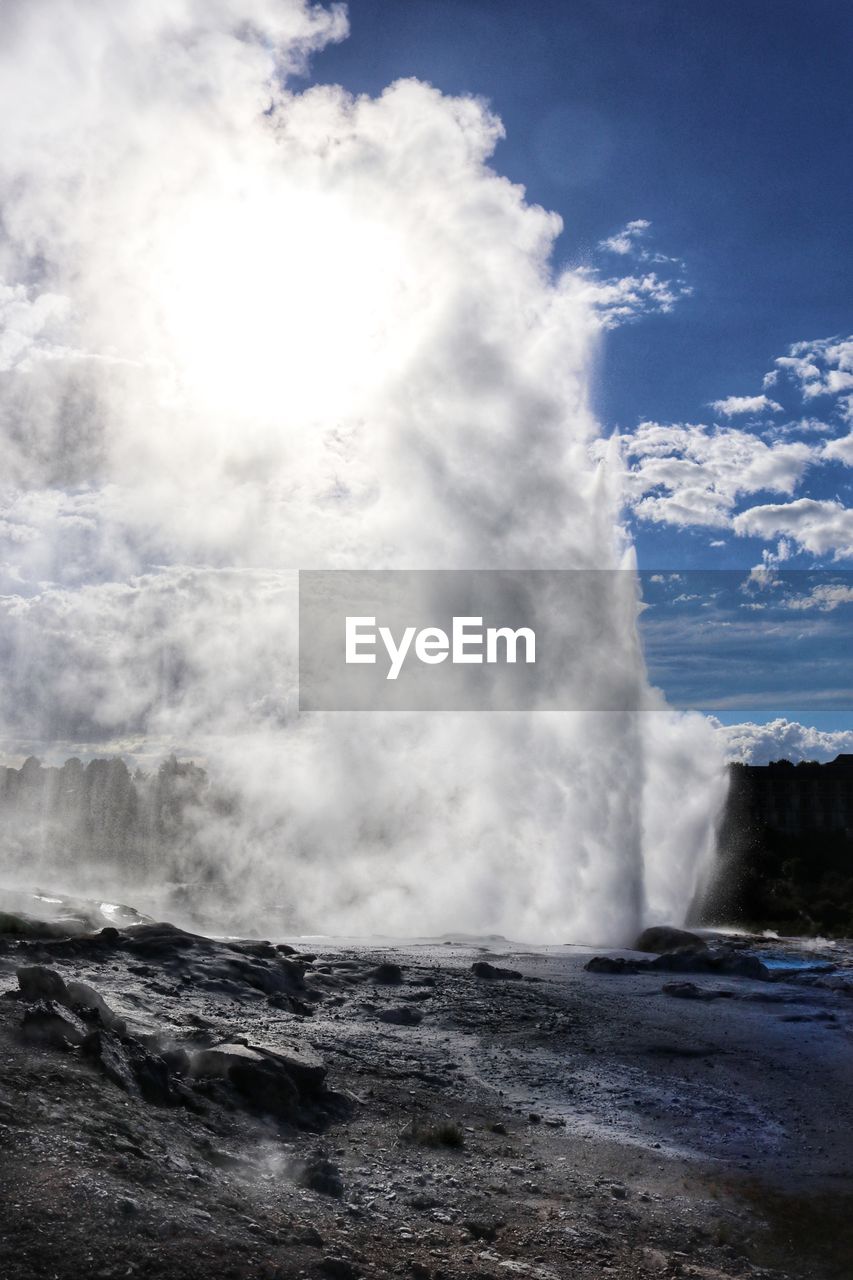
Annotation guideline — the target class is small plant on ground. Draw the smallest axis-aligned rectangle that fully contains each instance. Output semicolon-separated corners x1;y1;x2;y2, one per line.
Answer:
400;1116;465;1149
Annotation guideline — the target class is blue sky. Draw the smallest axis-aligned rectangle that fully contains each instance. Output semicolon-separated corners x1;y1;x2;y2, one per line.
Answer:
311;2;852;425
308;1;853;732
638;569;853;730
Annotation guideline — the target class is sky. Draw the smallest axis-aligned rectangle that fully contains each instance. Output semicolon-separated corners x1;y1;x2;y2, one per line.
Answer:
0;0;851;773
311;2;852;461
306;0;853;741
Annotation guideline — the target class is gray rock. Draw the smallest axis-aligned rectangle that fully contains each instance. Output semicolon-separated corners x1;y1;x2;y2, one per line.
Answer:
377;1006;422;1026
18;967;126;1033
124;922;200;956
464;1219;501;1241
371;962;404;985
195;1040;325;1089
85;1030;138;1094
21;1000;86;1047
471;961;522;980
585;956;632;975
191;1040;326;1117
229;939;278;959
587;948;772;982
83;1028;181;1105
293;1224;325;1246
634;926;707;954
223;955;306;996
65;980;126;1031
712;951;772;980
17;966;69;1003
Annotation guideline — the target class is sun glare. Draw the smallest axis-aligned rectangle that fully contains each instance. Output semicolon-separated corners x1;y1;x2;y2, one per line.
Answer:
155;186;410;432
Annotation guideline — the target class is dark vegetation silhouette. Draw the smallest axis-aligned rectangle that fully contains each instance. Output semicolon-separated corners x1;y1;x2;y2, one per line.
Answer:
699;755;853;937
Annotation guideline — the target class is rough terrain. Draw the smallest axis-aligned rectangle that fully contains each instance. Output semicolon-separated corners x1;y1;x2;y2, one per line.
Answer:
1;892;852;1280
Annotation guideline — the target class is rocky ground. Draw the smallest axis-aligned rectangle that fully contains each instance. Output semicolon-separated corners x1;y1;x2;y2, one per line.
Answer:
1;894;852;1280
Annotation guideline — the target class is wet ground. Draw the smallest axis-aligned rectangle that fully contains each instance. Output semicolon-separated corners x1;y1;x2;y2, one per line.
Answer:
1;892;852;1280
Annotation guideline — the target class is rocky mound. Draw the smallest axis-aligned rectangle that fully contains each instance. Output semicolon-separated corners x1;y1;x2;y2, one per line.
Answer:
5;923;349;1128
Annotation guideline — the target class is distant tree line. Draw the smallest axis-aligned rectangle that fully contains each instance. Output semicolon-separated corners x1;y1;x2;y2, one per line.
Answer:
0;754;215;881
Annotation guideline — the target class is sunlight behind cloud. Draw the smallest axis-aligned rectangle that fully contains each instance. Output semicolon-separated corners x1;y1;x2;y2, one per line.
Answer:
0;0;726;941
156;188;410;429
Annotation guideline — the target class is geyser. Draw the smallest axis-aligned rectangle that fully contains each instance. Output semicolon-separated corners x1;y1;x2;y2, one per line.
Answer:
0;0;726;941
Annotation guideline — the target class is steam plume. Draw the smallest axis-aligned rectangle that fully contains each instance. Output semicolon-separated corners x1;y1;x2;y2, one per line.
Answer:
0;1;725;941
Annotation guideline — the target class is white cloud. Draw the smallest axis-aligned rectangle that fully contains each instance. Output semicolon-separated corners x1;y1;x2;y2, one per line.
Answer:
732;498;853;559
575;219;689;326
570;269;691;329
710;393;782;417
598;218;651;255
767;336;853;399
596;218;682;271
711;716;853;764
609;333;853;556
763;417;836;443
764;336;853;433
0;567;301;740
616;422;814;528
0;284;71;371
823;433;853;466
779;582;853;611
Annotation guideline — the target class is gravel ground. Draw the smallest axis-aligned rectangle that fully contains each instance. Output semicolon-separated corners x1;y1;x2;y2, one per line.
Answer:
1;895;852;1280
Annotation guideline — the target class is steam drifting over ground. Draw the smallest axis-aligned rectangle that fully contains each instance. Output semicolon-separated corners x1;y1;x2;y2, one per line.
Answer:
0;0;725;942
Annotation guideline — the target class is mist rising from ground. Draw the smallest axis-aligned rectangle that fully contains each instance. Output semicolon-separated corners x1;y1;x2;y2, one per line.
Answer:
0;1;725;942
